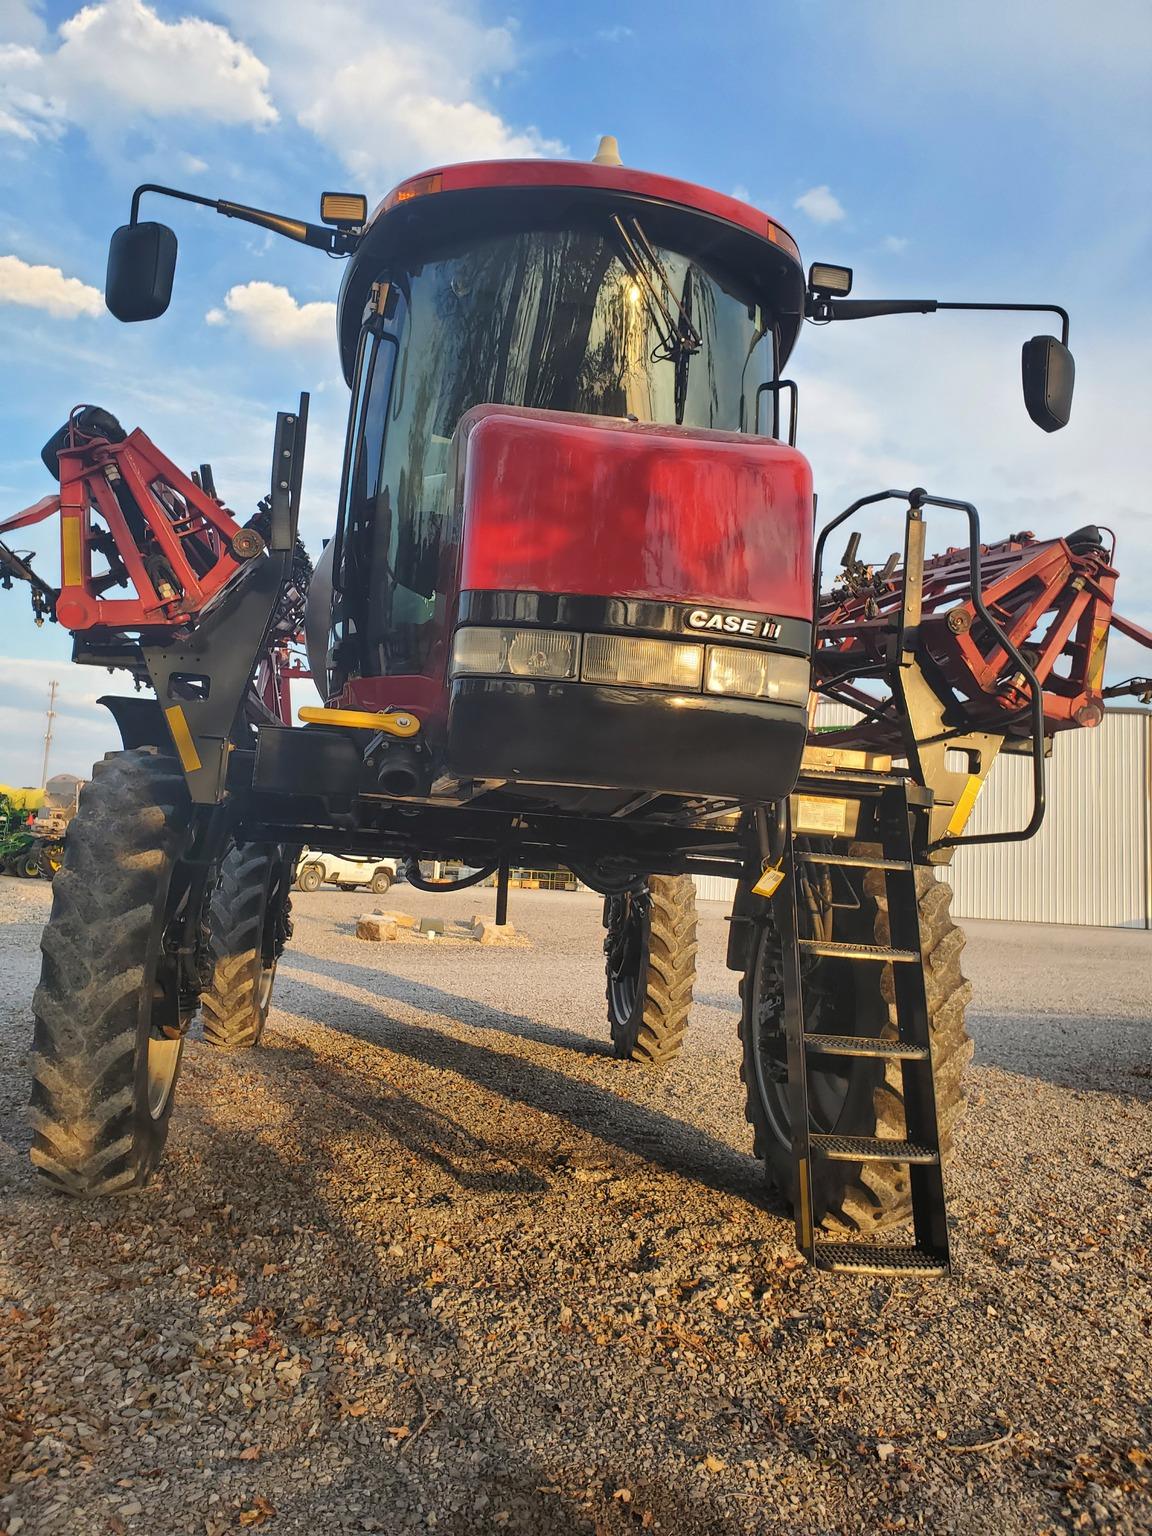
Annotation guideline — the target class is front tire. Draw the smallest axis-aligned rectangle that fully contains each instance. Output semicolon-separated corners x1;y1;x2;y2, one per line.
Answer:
739;854;972;1233
369;867;393;895
200;845;291;1050
296;863;322;892
604;875;697;1067
29;749;192;1197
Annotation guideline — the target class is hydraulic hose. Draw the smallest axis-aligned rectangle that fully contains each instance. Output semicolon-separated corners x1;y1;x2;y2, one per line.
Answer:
402;859;499;893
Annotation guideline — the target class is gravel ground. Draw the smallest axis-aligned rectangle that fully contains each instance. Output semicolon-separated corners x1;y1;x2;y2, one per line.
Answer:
1;875;1149;1536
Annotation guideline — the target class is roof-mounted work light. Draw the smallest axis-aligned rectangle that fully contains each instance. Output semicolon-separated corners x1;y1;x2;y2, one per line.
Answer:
808;263;853;297
320;192;368;229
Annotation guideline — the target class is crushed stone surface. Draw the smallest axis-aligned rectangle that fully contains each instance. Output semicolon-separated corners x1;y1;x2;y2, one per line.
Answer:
0;875;1149;1535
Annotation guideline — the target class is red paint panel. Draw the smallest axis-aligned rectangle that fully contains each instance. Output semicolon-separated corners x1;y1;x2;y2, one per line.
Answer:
457;408;814;620
375;160;802;263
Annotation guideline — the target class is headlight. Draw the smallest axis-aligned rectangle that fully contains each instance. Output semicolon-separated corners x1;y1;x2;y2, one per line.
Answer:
581;634;704;691
704;646;811;704
450;626;810;705
451;627;580;680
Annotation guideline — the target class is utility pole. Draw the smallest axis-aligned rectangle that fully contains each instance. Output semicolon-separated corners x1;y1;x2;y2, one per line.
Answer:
41;679;57;789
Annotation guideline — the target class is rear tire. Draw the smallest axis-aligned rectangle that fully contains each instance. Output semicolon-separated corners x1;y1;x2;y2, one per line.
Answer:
739;854;972;1233
296;863;322;892
370;867;393;895
29;749;192;1197
200;845;291;1050
604;875;697;1067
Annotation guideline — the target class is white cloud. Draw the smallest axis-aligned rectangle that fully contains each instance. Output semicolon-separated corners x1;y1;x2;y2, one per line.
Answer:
219;0;563;180
0;0;275;144
206;281;336;348
0;40;61;140
3;0;561;179
180;152;209;174
0;253;101;317
882;235;908;254
794;185;845;224
596;25;633;42
0;0;46;46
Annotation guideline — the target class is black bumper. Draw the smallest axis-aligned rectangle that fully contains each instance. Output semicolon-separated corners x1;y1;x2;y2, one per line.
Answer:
446;678;807;802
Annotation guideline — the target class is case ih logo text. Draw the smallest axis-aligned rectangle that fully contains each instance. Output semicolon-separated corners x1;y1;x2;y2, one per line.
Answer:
685;608;781;640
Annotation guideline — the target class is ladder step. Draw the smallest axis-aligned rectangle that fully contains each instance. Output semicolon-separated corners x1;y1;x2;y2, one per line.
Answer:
797;939;919;962
811;1134;939;1164
813;1243;948;1276
795;851;912;872
804;1033;929;1061
799;768;905;790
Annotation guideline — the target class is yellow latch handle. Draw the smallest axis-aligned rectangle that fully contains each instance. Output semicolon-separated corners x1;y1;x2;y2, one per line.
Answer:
298;706;420;739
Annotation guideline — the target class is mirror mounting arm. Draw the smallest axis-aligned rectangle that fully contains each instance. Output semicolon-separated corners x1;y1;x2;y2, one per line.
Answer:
934;301;1070;347
814;294;1069;346
128;183;357;256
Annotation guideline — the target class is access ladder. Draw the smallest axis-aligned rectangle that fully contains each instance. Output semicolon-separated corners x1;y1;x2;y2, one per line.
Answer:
778;770;951;1277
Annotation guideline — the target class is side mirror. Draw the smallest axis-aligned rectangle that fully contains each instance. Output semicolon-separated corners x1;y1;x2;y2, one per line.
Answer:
1022;335;1074;432
105;221;178;322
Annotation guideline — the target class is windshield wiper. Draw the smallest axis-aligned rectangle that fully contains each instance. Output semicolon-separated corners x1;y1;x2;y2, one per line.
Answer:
610;215;703;364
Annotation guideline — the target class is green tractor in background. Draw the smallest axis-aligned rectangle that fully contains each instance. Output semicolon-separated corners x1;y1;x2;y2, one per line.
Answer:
1;787;42;877
0;777;79;877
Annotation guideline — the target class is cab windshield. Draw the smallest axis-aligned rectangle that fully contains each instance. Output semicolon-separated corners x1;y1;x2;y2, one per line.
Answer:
334;222;775;681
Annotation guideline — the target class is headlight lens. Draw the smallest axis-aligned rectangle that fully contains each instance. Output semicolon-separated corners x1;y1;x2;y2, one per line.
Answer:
581;634;704;691
704;646;811;704
450;626;810;705
451;627;579;680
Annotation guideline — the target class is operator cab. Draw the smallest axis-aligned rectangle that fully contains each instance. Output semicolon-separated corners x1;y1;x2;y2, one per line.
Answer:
311;154;815;808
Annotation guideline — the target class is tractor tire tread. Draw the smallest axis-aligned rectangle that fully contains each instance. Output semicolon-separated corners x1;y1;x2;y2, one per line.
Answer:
200;846;279;1051
609;874;697;1069
28;748;187;1198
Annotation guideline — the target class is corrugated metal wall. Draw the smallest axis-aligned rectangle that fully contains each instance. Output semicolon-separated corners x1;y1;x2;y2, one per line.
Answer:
948;710;1150;928
693;707;1152;928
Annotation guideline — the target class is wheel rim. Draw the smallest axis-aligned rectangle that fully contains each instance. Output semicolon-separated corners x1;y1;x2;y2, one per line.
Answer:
257;959;277;1013
146;1035;183;1118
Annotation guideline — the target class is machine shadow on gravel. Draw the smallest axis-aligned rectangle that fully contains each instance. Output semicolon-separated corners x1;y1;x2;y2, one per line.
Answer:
264;969;780;1209
280;952;616;1060
261;1037;553;1197
182;1037;765;1536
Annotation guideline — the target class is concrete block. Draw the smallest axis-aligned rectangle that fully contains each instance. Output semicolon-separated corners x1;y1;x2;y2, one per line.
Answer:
372;909;417;929
357;914;399;942
473;920;518;946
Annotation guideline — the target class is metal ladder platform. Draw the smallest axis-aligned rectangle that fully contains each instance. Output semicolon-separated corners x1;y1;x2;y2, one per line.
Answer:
780;774;951;1278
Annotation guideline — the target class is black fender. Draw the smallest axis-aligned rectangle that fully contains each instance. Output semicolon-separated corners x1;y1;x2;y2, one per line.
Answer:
99;694;169;752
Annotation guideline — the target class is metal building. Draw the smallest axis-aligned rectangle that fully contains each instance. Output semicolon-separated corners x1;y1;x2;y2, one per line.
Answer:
693;708;1152;929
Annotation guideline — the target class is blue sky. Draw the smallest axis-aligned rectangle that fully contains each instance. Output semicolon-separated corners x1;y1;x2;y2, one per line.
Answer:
1;0;1149;783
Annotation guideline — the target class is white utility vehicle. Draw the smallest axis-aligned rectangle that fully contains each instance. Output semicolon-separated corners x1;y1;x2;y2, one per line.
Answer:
295;850;399;895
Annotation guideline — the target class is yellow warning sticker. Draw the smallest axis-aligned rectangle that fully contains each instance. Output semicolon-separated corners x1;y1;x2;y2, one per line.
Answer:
164;705;202;773
61;517;83;587
945;773;983;837
1086;621;1109;693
